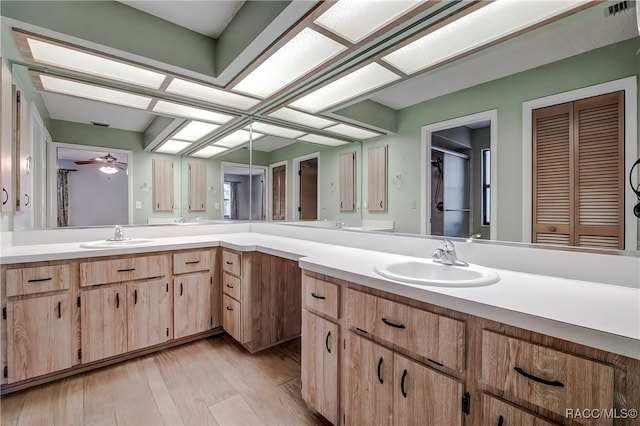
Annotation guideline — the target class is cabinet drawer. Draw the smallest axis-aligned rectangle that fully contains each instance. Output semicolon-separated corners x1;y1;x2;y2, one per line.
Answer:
222;250;241;276
80;255;168;287
6;264;71;297
346;289;464;372
481;330;614;424
222;294;242;342
222;272;241;300
482;393;559;426
302;274;339;320
173;250;211;275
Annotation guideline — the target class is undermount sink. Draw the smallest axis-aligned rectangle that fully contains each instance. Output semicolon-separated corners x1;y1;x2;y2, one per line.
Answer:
80;238;156;249
374;259;499;287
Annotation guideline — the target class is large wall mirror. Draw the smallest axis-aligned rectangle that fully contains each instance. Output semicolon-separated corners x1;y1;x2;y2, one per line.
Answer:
2;0;638;253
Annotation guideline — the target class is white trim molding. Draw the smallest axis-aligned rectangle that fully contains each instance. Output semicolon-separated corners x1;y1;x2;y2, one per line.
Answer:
421;109;498;239
521;76;638;251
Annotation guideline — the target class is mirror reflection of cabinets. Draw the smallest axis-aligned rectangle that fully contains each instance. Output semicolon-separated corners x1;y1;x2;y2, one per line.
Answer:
153;159;174;212
188;163;206;212
339;151;356;212
367;145;387;212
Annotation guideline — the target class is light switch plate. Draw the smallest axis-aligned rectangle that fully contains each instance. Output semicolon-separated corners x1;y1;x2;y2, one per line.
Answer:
135;201;142;209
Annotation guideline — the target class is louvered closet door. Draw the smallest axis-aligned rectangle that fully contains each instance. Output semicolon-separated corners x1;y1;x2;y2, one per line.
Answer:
533;102;574;246
574;92;624;249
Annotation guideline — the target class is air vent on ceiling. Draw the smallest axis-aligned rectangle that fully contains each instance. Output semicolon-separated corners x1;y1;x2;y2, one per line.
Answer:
604;0;632;17
91;121;110;127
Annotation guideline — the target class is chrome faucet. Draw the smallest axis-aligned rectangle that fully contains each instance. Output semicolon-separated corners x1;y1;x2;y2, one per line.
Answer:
432;239;469;267
109;225;126;241
336;218;345;228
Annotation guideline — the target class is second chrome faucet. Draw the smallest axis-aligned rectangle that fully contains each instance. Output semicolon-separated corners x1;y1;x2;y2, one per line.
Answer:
432;239;469;267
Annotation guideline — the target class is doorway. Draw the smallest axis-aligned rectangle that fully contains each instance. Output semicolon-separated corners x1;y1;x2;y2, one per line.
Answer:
269;161;287;221
421;110;497;239
293;153;319;221
222;163;266;221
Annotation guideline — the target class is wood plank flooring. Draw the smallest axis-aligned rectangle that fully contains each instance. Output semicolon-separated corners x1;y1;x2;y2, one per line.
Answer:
0;336;331;426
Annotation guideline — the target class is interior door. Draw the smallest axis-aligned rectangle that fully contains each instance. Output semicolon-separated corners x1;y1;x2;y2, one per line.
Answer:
299;158;317;220
272;164;286;220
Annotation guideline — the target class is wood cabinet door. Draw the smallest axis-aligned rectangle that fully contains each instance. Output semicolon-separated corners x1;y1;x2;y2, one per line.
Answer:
153;159;174;212
174;273;212;339
7;294;73;383
368;145;388;212
344;332;393;426
393;353;463;426
81;286;127;363
301;310;339;425
127;280;171;351
339;151;356;212
222;294;242;342
188;162;206;212
482;393;559;426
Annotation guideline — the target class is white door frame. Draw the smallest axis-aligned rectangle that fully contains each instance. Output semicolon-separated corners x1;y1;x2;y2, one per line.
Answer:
293;152;320;221
267;160;287;221
521;76;637;250
421;110;498;239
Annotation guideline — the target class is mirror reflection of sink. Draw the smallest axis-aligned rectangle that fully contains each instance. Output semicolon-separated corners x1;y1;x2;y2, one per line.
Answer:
374;260;499;287
80;238;156;249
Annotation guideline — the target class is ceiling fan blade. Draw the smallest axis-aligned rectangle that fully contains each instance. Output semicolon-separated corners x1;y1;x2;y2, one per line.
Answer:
74;159;104;165
116;163;126;170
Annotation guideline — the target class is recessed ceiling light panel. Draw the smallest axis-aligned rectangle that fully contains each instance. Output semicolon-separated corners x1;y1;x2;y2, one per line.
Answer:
153;100;235;124
27;38;166;89
314;0;423;43
39;75;152;109
173;121;219;141
248;122;306;139
326;123;381;139
156;139;192;154
289;63;400;113
213;130;265;148
382;0;588;74
268;108;336;129
298;134;349;147
191;145;228;158
166;78;260;110
233;28;347;98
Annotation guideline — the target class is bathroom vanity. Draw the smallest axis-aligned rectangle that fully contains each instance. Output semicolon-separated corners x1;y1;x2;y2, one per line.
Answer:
0;224;638;425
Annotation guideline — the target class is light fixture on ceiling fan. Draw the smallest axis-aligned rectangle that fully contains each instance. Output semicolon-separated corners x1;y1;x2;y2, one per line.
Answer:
74;153;125;174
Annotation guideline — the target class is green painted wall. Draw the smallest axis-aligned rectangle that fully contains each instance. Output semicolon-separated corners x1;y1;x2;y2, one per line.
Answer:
363;36;640;240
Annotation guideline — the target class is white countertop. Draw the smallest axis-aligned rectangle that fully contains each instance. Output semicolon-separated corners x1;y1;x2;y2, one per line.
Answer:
2;232;639;359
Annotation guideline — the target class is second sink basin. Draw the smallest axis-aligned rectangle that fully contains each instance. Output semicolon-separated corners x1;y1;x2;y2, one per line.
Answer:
374;259;499;287
80;238;156;249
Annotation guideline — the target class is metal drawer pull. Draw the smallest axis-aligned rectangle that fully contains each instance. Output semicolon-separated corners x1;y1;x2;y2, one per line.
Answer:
311;292;325;300
2;188;8;205
226;284;234;288
226;306;233;311
28;277;52;283
134;289;138;305
514;367;564;387
377;357;384;384
180;282;183;296
400;369;408;398
117;268;135;273
381;317;406;329
57;301;62;319
325;331;331;353
225;261;233;265
185;260;200;264
497;415;504;426
115;292;120;309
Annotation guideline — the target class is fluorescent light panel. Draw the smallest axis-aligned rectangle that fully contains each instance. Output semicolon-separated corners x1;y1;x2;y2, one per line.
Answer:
166;78;260;110
156;140;192;154
39;75;152;109
314;0;423;43
153;100;234;124
326;123;380;139
213;130;265;148
191;145;228;158
268;107;336;129
298;134;349;147
290;63;400;113
27;38;167;89
233;28;347;98
173;121;219;142
383;0;588;74
248;122;306;139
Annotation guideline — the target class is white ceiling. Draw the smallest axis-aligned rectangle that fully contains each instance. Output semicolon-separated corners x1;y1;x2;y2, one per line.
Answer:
117;1;245;38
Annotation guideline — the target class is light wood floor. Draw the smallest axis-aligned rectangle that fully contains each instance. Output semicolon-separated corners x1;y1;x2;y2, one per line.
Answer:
0;335;331;426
